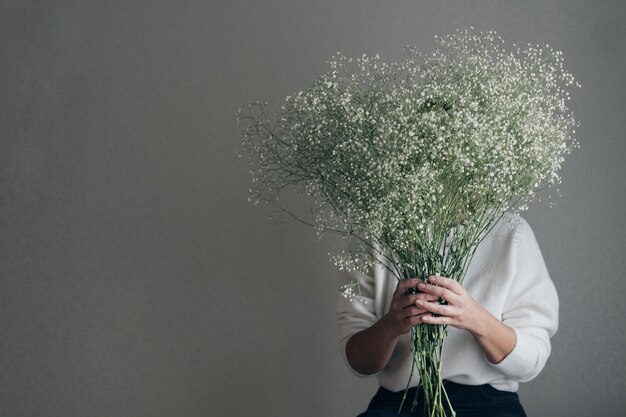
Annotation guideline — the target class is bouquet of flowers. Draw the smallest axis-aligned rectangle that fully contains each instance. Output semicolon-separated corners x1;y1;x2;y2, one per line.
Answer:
236;28;579;416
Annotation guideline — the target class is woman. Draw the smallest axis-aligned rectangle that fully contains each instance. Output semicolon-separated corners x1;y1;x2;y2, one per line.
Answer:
337;212;559;417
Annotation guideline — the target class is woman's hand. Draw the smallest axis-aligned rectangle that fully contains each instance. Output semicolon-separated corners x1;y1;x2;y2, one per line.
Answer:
414;275;489;333
415;275;517;364
345;277;439;375
380;278;440;337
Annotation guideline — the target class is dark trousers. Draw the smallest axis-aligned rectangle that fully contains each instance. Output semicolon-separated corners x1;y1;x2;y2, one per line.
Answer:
357;380;527;417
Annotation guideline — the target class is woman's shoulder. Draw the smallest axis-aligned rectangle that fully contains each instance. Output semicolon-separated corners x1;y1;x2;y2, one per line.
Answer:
490;211;533;246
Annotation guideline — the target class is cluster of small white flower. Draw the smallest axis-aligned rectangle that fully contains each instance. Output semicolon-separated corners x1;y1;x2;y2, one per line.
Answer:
339;280;367;304
236;27;579;282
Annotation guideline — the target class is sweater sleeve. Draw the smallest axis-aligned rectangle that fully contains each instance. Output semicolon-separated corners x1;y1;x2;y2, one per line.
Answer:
488;217;560;382
336;268;379;377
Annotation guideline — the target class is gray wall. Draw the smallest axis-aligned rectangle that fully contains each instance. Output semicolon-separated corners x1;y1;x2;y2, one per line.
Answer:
1;1;624;416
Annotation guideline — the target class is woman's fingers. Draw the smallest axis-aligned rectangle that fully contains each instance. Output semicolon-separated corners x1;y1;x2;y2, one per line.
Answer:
420;314;452;325
416;299;455;318
398;292;438;308
393;280;459;331
417;281;459;304
414;294;439;305
393;279;432;304
392;278;456;331
397;278;424;292
403;305;428;317
427;275;465;295
386;278;453;335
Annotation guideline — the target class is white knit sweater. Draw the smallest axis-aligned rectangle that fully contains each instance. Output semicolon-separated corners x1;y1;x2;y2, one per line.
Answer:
336;212;559;392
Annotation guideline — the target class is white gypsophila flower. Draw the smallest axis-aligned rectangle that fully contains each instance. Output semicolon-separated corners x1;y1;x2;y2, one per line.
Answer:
237;27;579;283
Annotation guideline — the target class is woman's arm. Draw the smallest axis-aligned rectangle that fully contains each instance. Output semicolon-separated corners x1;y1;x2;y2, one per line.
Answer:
345;314;401;375
470;311;517;364
345;278;439;375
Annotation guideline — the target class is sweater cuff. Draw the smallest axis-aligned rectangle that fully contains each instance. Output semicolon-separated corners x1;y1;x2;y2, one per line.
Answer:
489;327;537;379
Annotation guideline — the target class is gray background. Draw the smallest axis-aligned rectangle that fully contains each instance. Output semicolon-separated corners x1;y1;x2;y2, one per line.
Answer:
1;1;625;416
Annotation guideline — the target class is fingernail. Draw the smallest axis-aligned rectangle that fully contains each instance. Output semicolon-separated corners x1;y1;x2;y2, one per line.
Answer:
417;283;425;289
